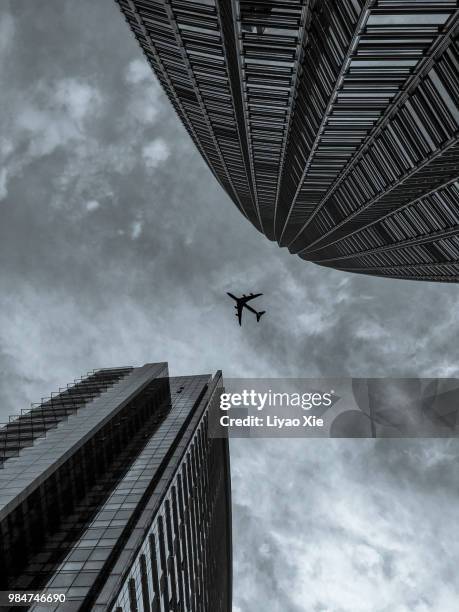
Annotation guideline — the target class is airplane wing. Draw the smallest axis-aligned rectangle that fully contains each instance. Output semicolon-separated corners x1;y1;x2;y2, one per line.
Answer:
244;303;259;316
241;293;263;304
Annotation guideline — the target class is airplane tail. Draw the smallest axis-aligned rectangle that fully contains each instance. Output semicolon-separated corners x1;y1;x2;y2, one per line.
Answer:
256;311;266;322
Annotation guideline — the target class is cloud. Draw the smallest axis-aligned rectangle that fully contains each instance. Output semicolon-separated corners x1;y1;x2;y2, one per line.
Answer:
53;78;102;123
85;199;100;212
125;58;152;84
17;104;80;157
0;137;13;157
0;168;7;201
0;77;104;207
0;11;15;56
142;138;170;169
124;58;165;125
231;438;459;612
131;219;143;239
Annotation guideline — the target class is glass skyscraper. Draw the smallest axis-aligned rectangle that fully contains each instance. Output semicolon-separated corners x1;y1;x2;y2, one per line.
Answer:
0;363;232;612
115;0;459;281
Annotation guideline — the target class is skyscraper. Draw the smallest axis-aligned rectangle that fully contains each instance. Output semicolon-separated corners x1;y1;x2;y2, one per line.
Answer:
0;364;232;612
115;0;459;281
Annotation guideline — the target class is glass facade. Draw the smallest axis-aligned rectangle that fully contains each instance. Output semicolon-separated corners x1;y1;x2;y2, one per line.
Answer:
0;368;133;468
115;0;459;281
0;364;231;612
106;381;231;612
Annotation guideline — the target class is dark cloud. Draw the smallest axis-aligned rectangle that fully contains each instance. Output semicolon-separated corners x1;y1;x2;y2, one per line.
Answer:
1;1;459;610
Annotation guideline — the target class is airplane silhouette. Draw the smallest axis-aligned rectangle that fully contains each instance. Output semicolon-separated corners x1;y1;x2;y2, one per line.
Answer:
227;292;266;326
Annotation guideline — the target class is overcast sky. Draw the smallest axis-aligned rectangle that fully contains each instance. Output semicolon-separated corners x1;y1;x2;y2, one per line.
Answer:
1;2;459;611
